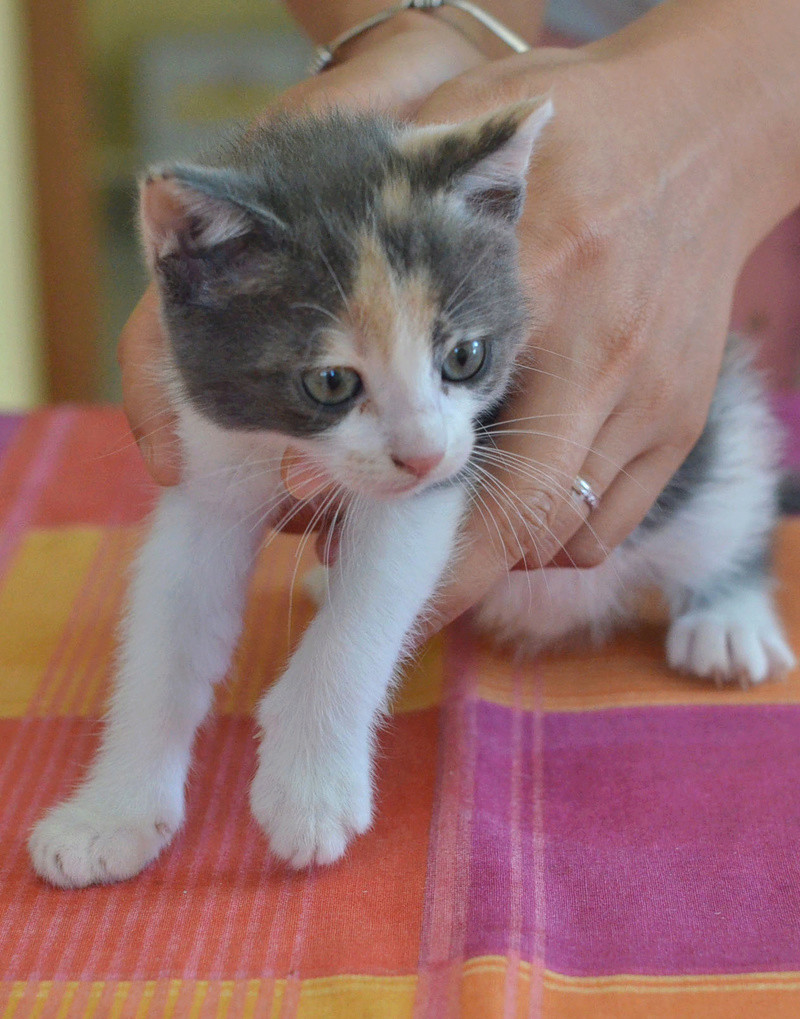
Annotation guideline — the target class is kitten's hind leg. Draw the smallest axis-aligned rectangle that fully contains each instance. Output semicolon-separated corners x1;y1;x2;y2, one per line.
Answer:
666;558;795;686
29;486;264;887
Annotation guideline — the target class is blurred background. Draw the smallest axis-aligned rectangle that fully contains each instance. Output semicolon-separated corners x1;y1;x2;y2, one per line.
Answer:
2;1;799;414
1;0;310;411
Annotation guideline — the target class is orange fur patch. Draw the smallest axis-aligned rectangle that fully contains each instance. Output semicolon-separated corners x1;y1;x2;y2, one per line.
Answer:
344;232;438;375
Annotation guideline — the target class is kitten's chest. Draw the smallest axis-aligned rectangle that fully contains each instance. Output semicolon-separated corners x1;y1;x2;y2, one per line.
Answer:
179;404;289;512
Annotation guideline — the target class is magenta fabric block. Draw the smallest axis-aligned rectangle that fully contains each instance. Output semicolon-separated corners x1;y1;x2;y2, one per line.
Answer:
461;701;800;975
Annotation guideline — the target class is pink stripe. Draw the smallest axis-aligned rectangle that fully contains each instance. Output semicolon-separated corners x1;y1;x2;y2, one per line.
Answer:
124;716;243;980
202;755;279;981
1;720;97;979
55;531;132;717
502;671;526;1018
180;736;256;979
527;667;546;1019
259;872;295;999
413;622;478;1017
0;718;37;816
278;867;318;1019
0;408;76;583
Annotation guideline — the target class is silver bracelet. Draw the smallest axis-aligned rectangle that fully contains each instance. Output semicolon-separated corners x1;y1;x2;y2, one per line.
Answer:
310;0;530;74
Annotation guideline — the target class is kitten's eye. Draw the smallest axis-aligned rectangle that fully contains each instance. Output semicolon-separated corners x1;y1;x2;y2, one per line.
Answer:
302;366;362;406
442;339;486;382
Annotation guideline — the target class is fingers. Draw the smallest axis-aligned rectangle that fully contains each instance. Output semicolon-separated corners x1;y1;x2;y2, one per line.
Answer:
118;285;180;487
421;385;600;638
555;444;689;568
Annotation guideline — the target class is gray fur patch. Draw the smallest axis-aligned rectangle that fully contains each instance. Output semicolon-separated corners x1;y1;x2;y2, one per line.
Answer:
146;111;530;436
638;417;718;533
677;542;771;613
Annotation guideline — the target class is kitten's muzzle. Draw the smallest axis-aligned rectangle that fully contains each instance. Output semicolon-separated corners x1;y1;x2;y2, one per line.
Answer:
391;451;445;479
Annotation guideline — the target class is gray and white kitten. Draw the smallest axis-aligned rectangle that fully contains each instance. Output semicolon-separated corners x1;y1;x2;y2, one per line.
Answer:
30;101;795;887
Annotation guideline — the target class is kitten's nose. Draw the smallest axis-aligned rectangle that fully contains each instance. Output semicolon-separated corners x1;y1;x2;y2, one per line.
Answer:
391;451;445;479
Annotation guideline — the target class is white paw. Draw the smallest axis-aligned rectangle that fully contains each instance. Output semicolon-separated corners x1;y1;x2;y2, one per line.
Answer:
250;691;373;869
667;589;796;686
29;797;179;888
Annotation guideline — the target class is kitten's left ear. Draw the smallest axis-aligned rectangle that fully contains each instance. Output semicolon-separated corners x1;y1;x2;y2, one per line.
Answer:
400;98;553;223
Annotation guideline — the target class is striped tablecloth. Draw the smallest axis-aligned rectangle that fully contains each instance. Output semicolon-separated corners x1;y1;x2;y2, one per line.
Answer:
2;406;800;1018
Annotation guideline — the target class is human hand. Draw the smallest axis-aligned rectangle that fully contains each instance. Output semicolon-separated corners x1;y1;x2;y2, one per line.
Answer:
409;35;779;635
119;11;485;486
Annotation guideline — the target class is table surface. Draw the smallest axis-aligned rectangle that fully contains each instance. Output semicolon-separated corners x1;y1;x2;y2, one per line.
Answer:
2;406;800;1018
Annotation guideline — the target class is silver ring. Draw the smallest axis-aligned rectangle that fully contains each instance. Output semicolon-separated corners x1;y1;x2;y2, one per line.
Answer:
571;475;600;512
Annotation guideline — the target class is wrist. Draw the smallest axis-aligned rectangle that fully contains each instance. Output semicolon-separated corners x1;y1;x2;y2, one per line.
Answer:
288;2;517;67
331;9;468;62
586;0;800;258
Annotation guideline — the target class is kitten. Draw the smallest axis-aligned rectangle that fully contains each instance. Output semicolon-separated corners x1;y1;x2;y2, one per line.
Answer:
29;102;794;888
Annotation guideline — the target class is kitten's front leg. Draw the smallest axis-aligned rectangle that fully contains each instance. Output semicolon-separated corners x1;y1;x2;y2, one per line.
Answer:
250;483;464;868
29;484;266;887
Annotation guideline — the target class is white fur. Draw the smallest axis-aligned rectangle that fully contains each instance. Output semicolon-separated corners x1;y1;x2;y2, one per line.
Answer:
29;340;796;889
29;395;466;885
28;121;795;888
477;346;796;686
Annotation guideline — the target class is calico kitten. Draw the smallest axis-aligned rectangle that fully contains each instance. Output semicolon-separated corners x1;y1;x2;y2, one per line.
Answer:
29;102;794;888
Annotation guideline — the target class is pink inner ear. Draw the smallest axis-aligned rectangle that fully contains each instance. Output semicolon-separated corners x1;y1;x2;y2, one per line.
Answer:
140;177;191;266
139;175;253;269
468;99;555;189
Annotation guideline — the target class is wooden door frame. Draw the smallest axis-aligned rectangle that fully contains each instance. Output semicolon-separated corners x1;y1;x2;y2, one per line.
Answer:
23;0;101;403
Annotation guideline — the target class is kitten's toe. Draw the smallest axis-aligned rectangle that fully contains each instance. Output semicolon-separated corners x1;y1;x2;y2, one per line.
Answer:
249;736;373;870
667;590;796;686
29;799;178;888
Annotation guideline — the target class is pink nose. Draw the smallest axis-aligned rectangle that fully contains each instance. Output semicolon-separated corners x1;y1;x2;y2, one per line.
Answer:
391;451;445;479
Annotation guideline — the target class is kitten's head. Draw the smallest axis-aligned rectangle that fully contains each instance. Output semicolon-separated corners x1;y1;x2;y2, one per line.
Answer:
139;100;552;498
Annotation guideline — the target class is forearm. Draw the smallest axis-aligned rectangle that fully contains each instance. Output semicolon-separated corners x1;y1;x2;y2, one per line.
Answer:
592;0;800;253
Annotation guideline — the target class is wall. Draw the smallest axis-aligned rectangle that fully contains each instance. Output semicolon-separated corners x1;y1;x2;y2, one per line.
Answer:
0;0;44;410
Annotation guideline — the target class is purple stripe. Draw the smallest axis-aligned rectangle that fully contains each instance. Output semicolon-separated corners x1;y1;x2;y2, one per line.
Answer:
0;408;75;581
464;701;515;958
461;701;800;976
771;390;800;469
0;414;24;465
465;704;542;963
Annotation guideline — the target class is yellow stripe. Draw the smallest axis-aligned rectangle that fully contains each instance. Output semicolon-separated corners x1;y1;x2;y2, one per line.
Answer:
454;957;800;994
52;982;78;1019
162;979;182;1018
34;530;120;717
54;530;132;717
108;982;133;1019
6;968;800;1019
134;981;156;1019
70;529;136;716
1;983;25;1019
188;980;209;1018
0;529;101;717
28;981;52;1019
244;979;264;1019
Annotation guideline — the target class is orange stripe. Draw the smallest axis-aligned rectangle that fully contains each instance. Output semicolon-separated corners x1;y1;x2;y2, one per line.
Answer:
68;529;136;716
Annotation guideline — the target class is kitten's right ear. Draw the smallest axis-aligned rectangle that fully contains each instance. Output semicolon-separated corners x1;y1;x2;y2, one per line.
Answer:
138;169;285;272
